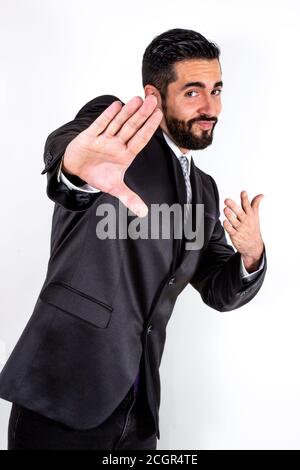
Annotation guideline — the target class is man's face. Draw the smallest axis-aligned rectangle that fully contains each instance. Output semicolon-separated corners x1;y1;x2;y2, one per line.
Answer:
158;58;222;152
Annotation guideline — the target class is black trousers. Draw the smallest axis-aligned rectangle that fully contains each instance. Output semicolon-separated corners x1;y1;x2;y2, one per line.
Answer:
7;366;157;450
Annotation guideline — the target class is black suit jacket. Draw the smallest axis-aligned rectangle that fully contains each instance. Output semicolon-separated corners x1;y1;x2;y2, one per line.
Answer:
0;95;267;439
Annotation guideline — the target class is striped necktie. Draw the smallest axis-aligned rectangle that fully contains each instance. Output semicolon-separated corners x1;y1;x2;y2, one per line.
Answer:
178;155;192;223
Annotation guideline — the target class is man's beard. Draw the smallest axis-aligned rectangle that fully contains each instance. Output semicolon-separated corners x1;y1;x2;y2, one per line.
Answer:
161;100;217;150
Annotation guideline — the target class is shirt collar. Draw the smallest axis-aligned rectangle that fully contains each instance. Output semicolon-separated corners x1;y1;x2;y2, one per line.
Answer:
161;129;192;176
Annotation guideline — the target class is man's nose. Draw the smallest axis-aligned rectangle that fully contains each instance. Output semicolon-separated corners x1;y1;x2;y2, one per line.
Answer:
197;95;217;116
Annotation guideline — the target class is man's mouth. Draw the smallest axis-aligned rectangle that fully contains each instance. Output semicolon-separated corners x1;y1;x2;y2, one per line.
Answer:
194;120;215;130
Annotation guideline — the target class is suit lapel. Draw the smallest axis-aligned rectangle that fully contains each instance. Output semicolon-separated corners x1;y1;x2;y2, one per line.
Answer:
154;126;188;272
154;126;187;206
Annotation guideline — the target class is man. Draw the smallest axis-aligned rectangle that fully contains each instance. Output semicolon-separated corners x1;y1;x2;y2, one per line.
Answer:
0;28;266;450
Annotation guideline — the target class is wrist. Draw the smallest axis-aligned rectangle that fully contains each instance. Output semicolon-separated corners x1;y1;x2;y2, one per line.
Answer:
61;152;77;177
62;141;86;178
241;242;264;273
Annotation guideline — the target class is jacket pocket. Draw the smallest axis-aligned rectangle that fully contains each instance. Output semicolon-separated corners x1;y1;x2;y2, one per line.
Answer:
40;281;113;328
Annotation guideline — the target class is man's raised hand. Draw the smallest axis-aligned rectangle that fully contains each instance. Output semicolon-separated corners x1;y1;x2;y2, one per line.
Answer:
62;95;163;217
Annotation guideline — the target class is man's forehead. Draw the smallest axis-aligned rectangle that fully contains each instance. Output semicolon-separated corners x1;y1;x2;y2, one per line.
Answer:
173;58;221;85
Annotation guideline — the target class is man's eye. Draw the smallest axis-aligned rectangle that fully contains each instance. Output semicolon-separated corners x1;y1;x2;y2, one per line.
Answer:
185;89;223;97
185;91;198;97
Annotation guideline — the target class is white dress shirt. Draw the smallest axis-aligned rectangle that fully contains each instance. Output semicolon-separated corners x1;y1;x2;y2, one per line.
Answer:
57;129;265;280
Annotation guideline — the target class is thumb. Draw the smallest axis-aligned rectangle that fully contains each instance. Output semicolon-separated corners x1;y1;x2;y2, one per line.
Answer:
115;183;148;218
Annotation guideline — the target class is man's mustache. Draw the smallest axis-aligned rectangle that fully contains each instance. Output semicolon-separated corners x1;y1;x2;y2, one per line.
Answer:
193;118;217;123
189;118;218;128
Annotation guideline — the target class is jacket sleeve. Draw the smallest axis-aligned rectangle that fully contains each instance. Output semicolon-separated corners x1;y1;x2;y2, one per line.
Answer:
189;175;267;312
41;94;122;211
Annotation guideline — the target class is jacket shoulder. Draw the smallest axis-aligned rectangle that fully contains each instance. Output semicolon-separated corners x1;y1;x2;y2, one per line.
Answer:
75;94;124;119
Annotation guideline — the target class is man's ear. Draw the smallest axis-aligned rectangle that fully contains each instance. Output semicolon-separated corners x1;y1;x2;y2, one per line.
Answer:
144;85;162;107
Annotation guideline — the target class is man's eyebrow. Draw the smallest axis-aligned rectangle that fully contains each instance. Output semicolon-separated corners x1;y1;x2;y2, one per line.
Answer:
180;80;223;90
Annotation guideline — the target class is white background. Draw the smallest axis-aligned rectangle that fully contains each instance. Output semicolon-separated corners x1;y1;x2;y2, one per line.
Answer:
0;0;299;450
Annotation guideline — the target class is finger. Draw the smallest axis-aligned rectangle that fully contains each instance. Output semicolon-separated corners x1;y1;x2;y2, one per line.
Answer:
104;96;147;138
251;194;264;211
223;206;241;229
85;100;123;137
223;219;236;236
126;108;163;158
113;182;148;218
224;198;246;222
116;95;159;144
240;190;252;214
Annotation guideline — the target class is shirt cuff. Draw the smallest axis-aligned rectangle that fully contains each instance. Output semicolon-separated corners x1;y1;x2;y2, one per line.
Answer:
57;157;101;193
240;252;265;282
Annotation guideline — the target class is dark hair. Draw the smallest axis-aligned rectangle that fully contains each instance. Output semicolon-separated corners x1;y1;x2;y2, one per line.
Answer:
142;28;220;101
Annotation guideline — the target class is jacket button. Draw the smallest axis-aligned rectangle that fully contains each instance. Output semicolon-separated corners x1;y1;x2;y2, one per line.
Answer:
147;324;153;334
168;277;175;285
46;151;53;162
